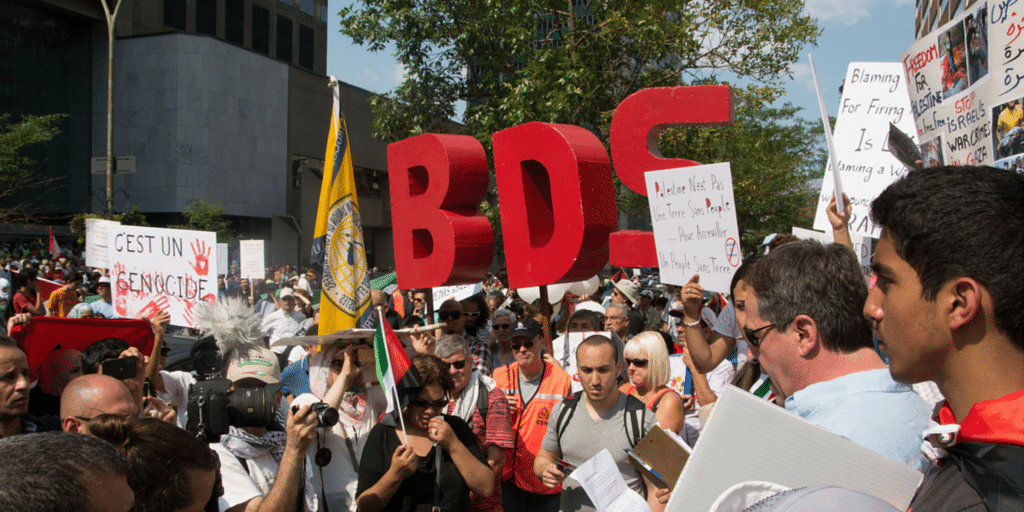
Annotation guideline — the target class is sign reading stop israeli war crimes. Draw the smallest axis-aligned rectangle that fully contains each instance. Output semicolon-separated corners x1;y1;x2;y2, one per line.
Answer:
239;240;265;280
108;225;218;327
646;163;741;293
812;62;918;239
902;3;1000;170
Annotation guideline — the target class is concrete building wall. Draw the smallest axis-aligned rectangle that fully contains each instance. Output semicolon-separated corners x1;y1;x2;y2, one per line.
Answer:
91;33;289;218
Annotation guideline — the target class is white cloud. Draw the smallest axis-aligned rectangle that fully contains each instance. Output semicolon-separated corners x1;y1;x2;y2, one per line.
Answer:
791;62;813;90
803;0;911;26
393;63;407;83
362;69;380;82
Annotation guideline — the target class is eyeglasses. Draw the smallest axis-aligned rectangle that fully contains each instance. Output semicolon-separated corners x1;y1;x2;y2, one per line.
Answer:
492;323;511;330
412;297;425;303
743;324;776;347
446;359;467;370
464;311;480;318
408;397;449;410
438;311;462;320
625;358;648;367
511;340;535;351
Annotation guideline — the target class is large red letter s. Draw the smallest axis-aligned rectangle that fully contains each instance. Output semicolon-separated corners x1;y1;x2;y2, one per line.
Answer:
608;85;733;267
494;122;617;288
388;134;494;289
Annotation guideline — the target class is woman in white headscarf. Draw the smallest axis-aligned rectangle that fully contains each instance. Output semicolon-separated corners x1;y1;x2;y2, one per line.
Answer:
291;341;386;511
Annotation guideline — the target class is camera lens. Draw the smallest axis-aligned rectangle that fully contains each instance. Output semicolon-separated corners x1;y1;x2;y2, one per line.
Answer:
310;402;339;427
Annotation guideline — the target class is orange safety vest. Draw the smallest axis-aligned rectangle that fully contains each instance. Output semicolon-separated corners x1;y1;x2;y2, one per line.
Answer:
493;362;572;495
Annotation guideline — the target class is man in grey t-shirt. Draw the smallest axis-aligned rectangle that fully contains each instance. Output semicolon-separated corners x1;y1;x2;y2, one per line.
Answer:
534;335;660;512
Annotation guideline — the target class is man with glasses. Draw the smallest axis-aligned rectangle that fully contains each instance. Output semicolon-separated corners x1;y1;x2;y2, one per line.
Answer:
436;334;514;512
411;290;428;316
439;299;492;375
744;240;930;471
60;374;139;434
493;319;571;512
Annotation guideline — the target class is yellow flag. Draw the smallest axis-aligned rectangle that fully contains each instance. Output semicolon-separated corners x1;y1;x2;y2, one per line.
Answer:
310;77;370;334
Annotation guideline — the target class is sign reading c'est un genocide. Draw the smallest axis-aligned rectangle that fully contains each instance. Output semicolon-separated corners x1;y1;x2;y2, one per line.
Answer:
646;162;741;293
107;225;218;327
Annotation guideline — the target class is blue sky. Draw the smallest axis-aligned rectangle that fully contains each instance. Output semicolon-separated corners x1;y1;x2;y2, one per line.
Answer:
325;0;917;123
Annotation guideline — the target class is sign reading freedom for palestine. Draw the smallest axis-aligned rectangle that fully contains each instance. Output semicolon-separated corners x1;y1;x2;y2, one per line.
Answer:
646;162;741;293
108;225;218;327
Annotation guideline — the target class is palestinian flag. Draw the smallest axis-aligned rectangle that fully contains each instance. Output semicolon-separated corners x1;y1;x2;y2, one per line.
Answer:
48;228;62;258
374;318;422;420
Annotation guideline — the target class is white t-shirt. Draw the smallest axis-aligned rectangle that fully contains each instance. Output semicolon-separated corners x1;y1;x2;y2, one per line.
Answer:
156;370;196;429
680;358;735;446
212;442;276;511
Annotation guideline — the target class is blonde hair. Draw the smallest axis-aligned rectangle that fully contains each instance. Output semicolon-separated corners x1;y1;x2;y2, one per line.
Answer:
623;331;670;390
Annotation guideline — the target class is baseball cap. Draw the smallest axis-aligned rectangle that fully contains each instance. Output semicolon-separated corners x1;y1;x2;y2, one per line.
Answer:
98;276;111;285
510;318;543;340
225;347;281;384
278;287;294;299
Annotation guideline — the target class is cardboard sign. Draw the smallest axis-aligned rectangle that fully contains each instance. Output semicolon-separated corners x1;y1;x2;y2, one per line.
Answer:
239;240;265;280
791;227;872;282
216;243;228;276
646;162;741;293
665;386;922;512
85;218;120;269
107;225;218;327
812;62;918;239
902;4;993;169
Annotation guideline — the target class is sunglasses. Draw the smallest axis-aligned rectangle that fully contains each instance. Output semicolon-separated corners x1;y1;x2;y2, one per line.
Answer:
438;311;462;320
408;397;449;410
625;358;648;367
743;324;776;347
446;359;467;370
511;340;535;351
492;323;510;330
464;311;480;318
412;297;425;303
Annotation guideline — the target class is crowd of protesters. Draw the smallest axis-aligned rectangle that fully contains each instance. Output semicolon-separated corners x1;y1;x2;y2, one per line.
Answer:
1;165;1022;512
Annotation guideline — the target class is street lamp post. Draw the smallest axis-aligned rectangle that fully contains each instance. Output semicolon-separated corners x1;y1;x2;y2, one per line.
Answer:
100;0;124;218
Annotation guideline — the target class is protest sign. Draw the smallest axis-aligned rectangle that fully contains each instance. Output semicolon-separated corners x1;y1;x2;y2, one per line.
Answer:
902;4;994;169
85;218;120;269
430;282;483;305
239;240;265;280
812;62;918;238
664;386;922;512
645;163;741;293
216;243;228;276
791;227;872;281
108;225;218;327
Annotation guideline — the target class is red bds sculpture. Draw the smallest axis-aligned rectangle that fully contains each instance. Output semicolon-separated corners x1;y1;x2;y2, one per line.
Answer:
388;134;494;289
608;85;734;267
493;122;617;288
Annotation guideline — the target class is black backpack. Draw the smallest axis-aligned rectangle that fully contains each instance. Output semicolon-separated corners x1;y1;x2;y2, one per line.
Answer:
553;390;646;449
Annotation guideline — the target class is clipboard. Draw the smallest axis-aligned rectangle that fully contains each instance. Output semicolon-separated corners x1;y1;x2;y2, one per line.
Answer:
626;426;693;489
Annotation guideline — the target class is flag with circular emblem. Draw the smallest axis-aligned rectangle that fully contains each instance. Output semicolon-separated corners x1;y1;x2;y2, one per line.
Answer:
310;77;370;335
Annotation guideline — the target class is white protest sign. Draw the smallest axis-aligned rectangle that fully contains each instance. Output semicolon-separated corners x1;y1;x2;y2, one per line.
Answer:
431;282;483;305
792;227;872;281
239;240;265;280
646;163;741;293
902;5;993;169
108;225;218;327
812;62;918;239
216;243;228;276
85;218;120;269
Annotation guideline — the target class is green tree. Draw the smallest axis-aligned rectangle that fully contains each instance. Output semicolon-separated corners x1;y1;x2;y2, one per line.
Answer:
0;113;67;221
174;197;235;243
71;207;149;244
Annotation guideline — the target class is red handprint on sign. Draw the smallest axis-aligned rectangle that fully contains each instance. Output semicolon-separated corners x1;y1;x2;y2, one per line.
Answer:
138;296;170;320
190;240;211;276
113;262;129;293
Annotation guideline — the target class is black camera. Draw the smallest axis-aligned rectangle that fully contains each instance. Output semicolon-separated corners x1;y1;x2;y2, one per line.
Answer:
186;379;282;442
294;402;339;428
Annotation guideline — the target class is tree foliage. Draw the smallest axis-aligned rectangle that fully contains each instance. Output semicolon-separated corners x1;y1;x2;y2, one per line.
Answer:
0;113;67;221
340;0;819;145
173;197;235;243
71;207;149;244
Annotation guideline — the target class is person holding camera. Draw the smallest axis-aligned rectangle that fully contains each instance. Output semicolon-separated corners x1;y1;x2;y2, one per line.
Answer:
290;341;386;511
212;347;320;512
356;354;494;512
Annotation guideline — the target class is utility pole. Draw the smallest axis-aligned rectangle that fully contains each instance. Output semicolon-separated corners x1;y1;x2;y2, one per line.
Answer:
100;0;124;218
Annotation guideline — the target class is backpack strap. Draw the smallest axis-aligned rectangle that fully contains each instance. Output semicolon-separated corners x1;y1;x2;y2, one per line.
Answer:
555;391;584;446
623;394;646;449
476;380;490;427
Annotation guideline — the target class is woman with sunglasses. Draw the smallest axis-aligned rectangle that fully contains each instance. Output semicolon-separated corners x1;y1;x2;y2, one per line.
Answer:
619;331;686;433
357;354;494;512
488;309;516;369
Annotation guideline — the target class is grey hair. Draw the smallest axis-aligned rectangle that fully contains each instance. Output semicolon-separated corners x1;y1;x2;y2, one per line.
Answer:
491;308;516;325
435;333;470;359
750;240;873;353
